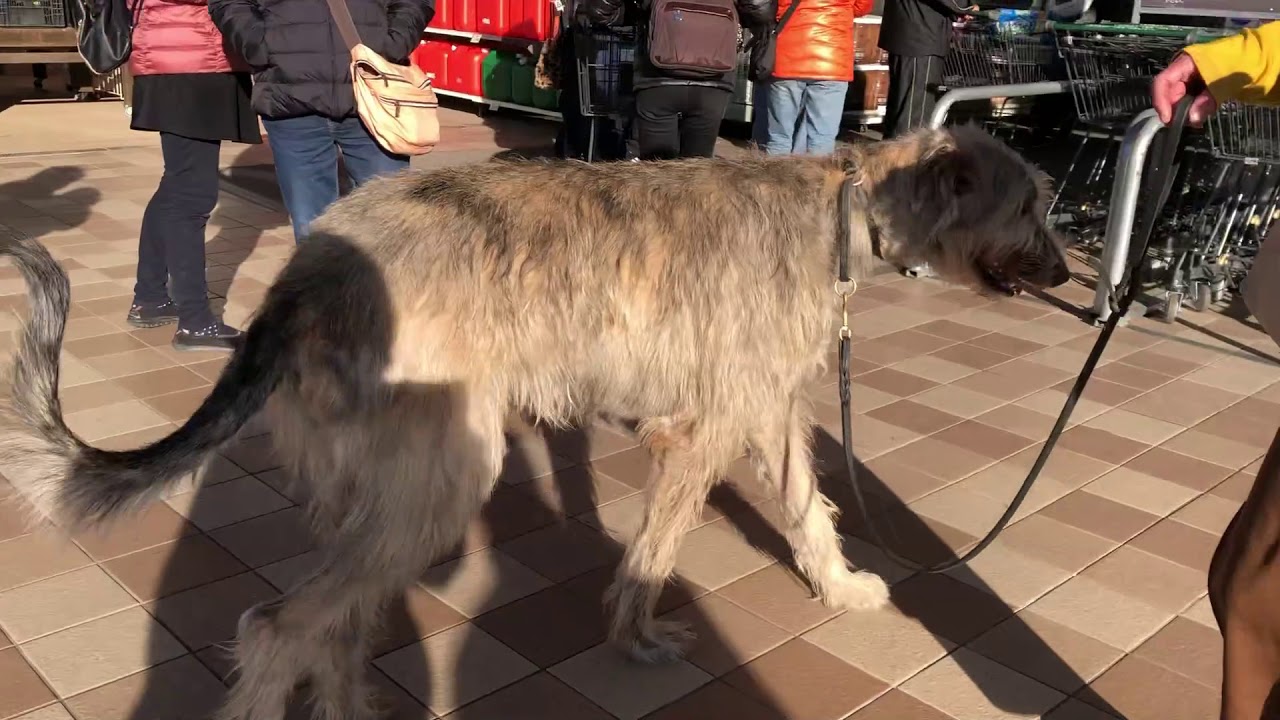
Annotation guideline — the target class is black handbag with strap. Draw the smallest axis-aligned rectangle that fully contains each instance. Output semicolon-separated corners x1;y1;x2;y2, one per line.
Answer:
76;0;144;75
748;0;801;83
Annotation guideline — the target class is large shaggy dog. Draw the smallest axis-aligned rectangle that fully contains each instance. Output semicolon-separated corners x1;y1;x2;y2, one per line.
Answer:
0;126;1067;719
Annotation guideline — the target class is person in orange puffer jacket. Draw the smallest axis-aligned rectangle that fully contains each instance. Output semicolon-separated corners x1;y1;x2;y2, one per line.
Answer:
761;0;874;154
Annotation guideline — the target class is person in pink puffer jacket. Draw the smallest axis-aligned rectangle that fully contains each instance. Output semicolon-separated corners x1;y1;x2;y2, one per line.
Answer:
125;0;260;352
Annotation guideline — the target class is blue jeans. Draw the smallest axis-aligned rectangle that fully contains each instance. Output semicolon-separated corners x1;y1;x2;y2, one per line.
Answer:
263;115;410;242
763;80;849;156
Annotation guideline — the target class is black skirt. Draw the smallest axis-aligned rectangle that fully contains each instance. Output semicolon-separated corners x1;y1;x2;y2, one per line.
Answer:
130;72;262;145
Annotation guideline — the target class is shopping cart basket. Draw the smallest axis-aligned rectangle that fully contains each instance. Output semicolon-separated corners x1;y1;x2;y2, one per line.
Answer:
1052;23;1220;129
943;15;1061;89
575;26;636;119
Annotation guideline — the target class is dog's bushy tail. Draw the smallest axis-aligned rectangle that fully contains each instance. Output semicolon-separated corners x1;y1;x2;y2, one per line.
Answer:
0;229;289;524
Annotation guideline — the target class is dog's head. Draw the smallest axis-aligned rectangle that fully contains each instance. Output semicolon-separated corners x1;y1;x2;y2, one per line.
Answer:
856;125;1070;295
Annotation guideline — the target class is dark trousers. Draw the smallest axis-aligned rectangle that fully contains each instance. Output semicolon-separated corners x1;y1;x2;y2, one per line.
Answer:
883;54;944;139
134;132;219;330
634;85;731;160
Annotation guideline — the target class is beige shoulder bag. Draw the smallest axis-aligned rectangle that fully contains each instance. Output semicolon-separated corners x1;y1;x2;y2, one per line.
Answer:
325;0;440;156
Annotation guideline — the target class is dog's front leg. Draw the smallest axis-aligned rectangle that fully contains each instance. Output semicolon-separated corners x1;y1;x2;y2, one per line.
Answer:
750;413;889;612
604;440;719;663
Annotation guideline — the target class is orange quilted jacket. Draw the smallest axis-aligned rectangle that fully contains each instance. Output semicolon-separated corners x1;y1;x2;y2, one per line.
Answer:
772;0;874;82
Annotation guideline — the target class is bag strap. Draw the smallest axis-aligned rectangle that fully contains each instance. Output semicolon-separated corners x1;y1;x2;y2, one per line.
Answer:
773;0;802;36
324;0;363;52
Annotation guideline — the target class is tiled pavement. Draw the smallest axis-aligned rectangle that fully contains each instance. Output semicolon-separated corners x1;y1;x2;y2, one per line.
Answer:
0;97;1273;720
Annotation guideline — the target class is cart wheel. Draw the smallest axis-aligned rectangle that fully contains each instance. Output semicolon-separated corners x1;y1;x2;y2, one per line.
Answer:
1163;291;1183;324
1189;282;1211;313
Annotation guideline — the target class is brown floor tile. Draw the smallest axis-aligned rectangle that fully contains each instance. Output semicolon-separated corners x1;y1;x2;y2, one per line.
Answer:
866;400;964;435
912;383;1008;418
1162;428;1264;470
804;603;955;685
0;530;92;592
516;464;638;519
146;571;277;651
373;584;469;656
661;594;790;677
11;704;75;720
447;672;613;720
644;680;784;720
497;520;620;583
588;446;653;489
858;456;951;504
1039;491;1159;543
472;584;607;668
1083;467;1198;516
931;342;1012;370
855;367;938;398
848;689;952;720
73;503;196;561
1121;380;1243;427
942;542;1071;610
917;319;988;342
1091;361;1173;391
1055;426;1150;465
1135;616;1222;690
901;647;1065;720
375;624;537;717
0;490;33;543
1129;519;1219;574
206;507;313;568
847;509;978;568
58;379;134;414
968;332;1045;357
1125;447;1234;492
562;563;707;619
423;546;552;618
718;564;842;635
145;387;215;423
1173;493;1240;536
1082;409;1183;446
550;642;710;720
876;437;993;483
1212;470;1257;503
933;420;1034;460
970;611;1123;694
62;655;225;720
112;365;209;399
164;475;292;532
104;533;248;602
1079;654;1220;720
498;427;579;486
63;332;149;359
722;639;887;720
0;647;56;719
218;434;281;474
892;573;1014;645
1053;377;1145;409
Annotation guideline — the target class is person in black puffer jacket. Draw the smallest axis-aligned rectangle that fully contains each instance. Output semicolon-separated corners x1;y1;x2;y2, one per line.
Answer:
209;0;434;241
581;0;773;159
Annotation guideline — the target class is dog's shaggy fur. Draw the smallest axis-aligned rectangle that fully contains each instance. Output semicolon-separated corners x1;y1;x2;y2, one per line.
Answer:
0;126;1067;719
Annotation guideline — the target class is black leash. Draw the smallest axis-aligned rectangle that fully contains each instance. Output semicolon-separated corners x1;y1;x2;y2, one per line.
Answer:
839;97;1196;573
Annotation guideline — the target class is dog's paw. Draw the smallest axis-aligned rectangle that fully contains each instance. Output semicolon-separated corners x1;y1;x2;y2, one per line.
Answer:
821;570;890;611
622;620;697;664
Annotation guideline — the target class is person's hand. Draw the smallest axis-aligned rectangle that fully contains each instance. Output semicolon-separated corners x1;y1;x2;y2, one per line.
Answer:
1152;52;1218;126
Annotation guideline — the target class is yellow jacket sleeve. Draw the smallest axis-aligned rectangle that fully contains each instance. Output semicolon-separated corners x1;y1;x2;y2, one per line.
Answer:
1185;21;1280;105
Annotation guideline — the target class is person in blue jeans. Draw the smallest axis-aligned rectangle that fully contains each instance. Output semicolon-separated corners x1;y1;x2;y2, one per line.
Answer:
761;0;872;155
210;0;434;242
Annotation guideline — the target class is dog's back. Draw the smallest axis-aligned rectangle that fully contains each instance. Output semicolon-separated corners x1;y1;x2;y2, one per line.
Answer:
305;156;843;422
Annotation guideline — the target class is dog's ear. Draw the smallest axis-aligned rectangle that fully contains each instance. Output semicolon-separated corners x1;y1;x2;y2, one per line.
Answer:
914;135;979;242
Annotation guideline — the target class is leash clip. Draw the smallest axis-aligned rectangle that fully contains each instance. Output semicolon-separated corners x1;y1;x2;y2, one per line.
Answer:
834;278;857;340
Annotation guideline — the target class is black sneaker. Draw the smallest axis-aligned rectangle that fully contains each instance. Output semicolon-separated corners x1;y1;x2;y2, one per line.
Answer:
126;300;179;328
172;322;243;353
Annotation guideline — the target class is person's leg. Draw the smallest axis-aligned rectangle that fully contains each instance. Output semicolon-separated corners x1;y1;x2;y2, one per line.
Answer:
801;80;850;155
331;117;410;189
263;115;340;242
634;86;683;160
676;87;730;158
131;134;180;328
763;80;805;155
883;53;921;140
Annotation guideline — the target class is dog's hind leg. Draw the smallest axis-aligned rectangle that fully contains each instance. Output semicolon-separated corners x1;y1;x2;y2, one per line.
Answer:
748;404;889;612
605;419;736;663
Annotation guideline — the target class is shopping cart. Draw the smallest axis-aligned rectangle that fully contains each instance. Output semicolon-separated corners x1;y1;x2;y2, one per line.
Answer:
942;15;1061;90
574;25;636;161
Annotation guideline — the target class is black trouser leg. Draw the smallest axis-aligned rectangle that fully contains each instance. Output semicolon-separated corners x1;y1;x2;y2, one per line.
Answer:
678;88;731;158
135;132;220;330
883;54;943;139
635;86;683;160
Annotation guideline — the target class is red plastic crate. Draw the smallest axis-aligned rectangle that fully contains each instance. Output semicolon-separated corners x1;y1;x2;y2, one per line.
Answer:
453;0;477;32
448;45;486;96
508;0;549;40
475;0;509;36
414;40;451;89
428;0;452;30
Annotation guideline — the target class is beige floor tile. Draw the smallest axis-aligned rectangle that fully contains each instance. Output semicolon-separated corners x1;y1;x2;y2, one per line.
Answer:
911;383;1007;418
718;564;842;635
1042;698;1122;720
1120;380;1242;427
206;507;312;568
910;485;1009;539
0;565;135;643
1173;493;1241;536
103;533;248;603
847;689;954;720
1027;576;1172;651
721;638;888;720
1082;546;1207;614
970;611;1123;694
146;571;278;651
1079;654;1220;720
22;607;186;697
62;655;225;720
803;604;954;685
164;475;292;531
64;400;169;442
1016;388;1111;424
1180;595;1218;630
671;520;774;591
444;672;612;720
943;543;1071;610
0;531;92;592
1162;429;1265;470
1083;409;1183;445
1129;518;1219;574
255;550;322;592
0;647;57;719
112;365;209;399
72;503;196;561
12;705;75;720
660;594;789;677
1134;617;1222;689
889;355;977;383
376;624;535;716
550;641;710;720
901;647;1065;720
1039;491;1159;544
421;547;551;618
1083;467;1199;517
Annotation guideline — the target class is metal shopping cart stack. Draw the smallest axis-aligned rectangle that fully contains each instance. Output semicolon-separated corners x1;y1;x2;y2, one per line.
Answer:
574;25;636;162
944;15;1060;91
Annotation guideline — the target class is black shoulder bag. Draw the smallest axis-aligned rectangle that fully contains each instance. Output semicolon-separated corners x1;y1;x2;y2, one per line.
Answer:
747;0;801;83
77;0;144;75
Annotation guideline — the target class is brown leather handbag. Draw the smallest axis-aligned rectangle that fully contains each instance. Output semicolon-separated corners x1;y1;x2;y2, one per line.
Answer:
325;0;441;156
